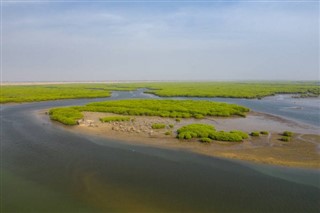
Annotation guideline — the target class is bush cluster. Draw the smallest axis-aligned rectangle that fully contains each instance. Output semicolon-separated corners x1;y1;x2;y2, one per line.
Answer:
230;130;249;139
177;124;216;139
280;131;293;142
209;131;243;142
250;131;260;136
165;131;172;135
283;131;293;137
280;136;291;142
49;108;84;125
260;131;269;135
200;138;212;143
151;123;166;129
177;124;248;142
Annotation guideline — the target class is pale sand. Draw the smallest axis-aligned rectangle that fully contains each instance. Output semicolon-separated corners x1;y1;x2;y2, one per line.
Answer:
53;111;320;169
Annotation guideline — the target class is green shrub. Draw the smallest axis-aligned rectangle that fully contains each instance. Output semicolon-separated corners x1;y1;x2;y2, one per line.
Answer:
283;131;293;137
181;113;191;118
180;132;193;139
260;131;269;135
230;130;249;139
169;124;174;128
200;138;212;143
49;107;83;125
250;131;260;136
177;124;245;142
175;118;181;122
99;116;131;123
165;131;172;135
177;124;216;139
280;136;290;142
194;114;205;119
151;123;166;129
209;131;243;142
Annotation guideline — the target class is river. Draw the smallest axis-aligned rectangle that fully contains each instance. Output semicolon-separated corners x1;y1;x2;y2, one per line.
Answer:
1;90;319;212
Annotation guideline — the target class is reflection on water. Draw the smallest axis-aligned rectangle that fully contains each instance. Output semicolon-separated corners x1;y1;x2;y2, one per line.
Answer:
1;90;320;212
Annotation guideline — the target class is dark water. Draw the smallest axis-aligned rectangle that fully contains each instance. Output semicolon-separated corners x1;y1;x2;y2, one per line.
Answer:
1;90;319;212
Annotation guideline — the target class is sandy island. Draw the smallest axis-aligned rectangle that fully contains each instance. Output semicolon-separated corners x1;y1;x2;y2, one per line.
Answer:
49;111;320;169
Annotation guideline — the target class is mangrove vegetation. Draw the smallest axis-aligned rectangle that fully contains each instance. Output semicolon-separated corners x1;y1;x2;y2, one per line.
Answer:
99;116;132;123
176;124;249;142
151;123;166;129
1;81;319;103
48;99;249;125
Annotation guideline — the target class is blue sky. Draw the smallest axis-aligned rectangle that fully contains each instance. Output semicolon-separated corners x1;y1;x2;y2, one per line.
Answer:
2;1;319;81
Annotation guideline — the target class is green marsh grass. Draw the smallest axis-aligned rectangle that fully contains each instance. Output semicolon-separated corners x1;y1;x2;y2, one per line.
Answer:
151;123;166;129
49;108;83;125
99;116;131;123
260;131;269;135
48;100;249;130
177;124;248;142
280;136;291;142
250;131;260;136
283;131;293;137
1;81;319;103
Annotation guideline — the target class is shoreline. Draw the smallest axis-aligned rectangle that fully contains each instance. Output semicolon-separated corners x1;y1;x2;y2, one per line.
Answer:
44;110;320;169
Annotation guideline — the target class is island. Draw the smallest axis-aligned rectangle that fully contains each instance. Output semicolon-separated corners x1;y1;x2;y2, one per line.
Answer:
47;98;320;169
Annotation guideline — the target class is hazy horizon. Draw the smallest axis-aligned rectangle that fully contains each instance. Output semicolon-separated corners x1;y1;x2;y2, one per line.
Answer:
2;1;319;82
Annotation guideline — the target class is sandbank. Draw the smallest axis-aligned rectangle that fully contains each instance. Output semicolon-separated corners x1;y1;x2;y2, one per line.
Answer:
49;111;320;169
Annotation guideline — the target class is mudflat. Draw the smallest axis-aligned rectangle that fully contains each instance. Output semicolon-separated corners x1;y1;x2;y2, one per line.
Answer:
54;111;320;169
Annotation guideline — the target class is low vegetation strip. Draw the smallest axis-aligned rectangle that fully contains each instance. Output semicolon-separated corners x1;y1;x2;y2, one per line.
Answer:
177;124;248;142
151;123;166;129
130;82;320;99
49;99;249;125
83;99;249;117
1;81;319;103
0;84;141;103
280;131;294;142
99;116;131;123
49;108;84;125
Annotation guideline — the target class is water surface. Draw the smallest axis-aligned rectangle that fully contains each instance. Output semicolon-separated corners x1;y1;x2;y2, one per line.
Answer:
1;90;319;212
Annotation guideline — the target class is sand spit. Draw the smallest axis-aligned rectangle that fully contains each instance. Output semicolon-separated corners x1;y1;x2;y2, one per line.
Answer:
54;111;319;169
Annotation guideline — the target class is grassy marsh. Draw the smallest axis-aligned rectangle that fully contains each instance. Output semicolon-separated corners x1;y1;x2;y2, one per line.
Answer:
1;81;319;103
99;116;131;123
177;124;248;142
49;99;249;125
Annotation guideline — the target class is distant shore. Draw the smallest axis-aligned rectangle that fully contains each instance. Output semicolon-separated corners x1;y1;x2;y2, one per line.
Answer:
0;80;175;86
50;110;320;169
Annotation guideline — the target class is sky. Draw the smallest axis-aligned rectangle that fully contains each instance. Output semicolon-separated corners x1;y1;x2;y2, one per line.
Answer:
2;0;319;81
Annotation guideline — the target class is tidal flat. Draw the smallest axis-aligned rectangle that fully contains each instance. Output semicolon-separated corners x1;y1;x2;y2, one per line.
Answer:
55;110;320;169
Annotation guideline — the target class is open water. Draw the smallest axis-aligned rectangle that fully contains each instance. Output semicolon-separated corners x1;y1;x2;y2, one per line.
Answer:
1;90;319;212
